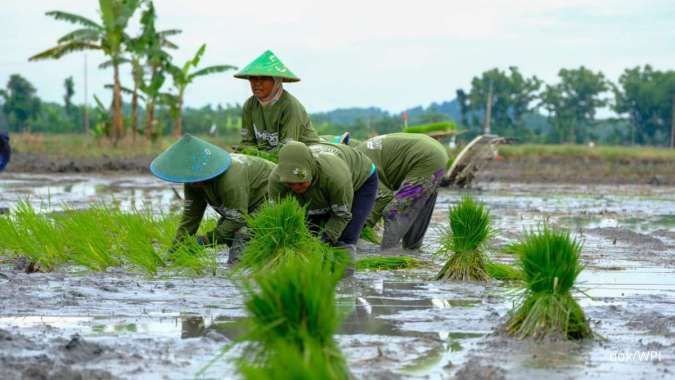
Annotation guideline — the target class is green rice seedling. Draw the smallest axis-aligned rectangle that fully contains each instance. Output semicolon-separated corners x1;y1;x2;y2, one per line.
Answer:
240;147;278;163
356;256;420;271
56;206;120;271
485;261;523;282
0;201;67;270
238;198;349;274
436;196;492;281
360;225;381;244
113;209;165;275
239;339;347;380
403;121;457;134
505;226;592;340
240;254;349;379
165;236;216;276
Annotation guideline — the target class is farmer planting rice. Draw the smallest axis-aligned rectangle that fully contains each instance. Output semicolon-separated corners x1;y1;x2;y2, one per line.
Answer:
235;50;319;152
150;134;274;264
356;133;449;251
268;141;379;257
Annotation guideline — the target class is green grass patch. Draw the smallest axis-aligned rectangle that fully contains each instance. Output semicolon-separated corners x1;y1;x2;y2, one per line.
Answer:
356;256;420;271
505;225;592;340
0;202;216;276
403;121;457;134
436;196;492;281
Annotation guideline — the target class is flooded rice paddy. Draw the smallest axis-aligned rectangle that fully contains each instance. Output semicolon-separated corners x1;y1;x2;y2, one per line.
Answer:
1;174;674;379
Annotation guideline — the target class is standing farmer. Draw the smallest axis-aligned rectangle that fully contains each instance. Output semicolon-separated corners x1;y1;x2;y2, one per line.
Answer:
356;133;449;251
235;50;319;152
0;130;10;172
268;142;379;264
150;134;275;264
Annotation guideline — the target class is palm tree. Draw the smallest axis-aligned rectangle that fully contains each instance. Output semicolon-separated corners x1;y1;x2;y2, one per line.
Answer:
29;0;143;144
166;44;236;136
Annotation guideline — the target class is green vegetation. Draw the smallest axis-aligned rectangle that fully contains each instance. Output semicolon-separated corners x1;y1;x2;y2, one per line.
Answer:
505;226;592;340
0;202;216;276
436;197;492;281
403;121;457;134
237;197;350;274
356;256;421;271
359;225;381;245
499;144;675;162
239;147;279;163
485;261;523;282
238;255;349;379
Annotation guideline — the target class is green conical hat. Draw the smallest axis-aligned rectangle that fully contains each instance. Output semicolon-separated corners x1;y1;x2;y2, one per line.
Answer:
234;50;300;82
277;141;314;183
150;134;231;183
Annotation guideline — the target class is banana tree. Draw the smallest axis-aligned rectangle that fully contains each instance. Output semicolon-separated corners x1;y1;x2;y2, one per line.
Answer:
29;0;143;145
101;27;180;141
166;44;236;137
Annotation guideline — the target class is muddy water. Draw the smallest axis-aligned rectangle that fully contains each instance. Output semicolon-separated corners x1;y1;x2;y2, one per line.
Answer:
0;174;674;379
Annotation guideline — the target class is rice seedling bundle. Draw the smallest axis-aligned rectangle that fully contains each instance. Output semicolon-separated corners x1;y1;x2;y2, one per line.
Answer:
485;261;523;282
436;196;492;281
403;121;457;134
360;225;381;244
238;197;350;274
240;147;278;163
356;256;420;271
505;226;592;340
56;206;120;271
239;254;349;379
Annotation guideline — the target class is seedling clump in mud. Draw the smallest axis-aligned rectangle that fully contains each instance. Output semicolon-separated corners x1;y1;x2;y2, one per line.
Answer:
436;196;492;281
505;225;593;340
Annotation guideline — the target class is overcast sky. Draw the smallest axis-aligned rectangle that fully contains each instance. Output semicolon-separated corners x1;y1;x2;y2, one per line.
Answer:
1;0;673;113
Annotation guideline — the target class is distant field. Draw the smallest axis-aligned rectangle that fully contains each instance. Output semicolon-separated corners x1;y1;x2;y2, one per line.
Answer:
9;133;239;158
497;144;675;162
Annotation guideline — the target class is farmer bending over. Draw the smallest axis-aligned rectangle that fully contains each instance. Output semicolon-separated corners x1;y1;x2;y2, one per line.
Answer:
356;133;449;251
235;50;319;152
268;141;379;267
150;134;274;264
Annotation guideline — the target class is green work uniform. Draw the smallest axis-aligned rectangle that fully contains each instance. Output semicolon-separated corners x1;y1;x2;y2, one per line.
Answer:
356;133;448;191
268;142;373;243
357;133;448;250
239;90;320;152
175;154;275;245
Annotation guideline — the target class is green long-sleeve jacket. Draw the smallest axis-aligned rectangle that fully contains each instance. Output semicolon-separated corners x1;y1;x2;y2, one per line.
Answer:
175;154;275;244
356;133;448;190
268;143;373;243
239;90;320;152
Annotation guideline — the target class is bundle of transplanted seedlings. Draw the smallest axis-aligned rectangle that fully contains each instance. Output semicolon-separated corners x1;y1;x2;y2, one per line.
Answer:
237;197;350;275
238;254;350;380
239;147;278;163
435;196;522;282
505;225;592;340
356;255;421;271
0;201;215;276
436;196;492;281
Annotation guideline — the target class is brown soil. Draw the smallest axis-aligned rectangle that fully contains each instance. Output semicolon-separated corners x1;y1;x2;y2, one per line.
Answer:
6;152;152;174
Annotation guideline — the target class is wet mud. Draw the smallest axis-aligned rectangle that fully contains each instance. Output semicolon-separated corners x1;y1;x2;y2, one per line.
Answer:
0;176;674;379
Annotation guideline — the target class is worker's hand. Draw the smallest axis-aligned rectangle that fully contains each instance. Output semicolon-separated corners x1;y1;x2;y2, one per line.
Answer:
196;235;210;246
